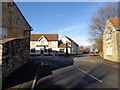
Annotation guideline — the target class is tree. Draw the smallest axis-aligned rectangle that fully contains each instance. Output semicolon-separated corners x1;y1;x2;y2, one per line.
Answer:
89;3;118;52
79;46;84;53
83;48;91;53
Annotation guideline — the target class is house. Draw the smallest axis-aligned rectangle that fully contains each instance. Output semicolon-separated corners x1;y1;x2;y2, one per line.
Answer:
58;40;71;55
61;36;79;54
30;34;79;55
103;18;120;63
1;2;32;39
30;34;59;55
1;2;32;79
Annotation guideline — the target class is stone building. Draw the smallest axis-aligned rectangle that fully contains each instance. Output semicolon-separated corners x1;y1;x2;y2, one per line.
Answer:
1;2;32;39
0;2;32;79
103;18;120;63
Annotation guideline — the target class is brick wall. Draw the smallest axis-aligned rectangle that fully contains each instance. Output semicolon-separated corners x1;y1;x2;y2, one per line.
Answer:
1;38;30;79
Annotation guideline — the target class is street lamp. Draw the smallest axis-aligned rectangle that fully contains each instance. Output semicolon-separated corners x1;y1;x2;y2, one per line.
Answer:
66;41;71;55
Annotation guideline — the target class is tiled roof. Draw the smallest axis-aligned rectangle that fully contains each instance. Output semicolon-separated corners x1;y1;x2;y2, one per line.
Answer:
58;43;70;48
65;36;79;46
109;18;120;30
31;34;58;41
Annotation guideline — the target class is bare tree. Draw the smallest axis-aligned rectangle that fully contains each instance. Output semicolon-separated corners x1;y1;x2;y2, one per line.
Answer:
89;3;118;52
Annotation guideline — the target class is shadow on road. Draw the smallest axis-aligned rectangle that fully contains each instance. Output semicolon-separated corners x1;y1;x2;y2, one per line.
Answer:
36;56;74;81
35;62;118;88
3;55;118;89
2;56;74;89
2;61;39;89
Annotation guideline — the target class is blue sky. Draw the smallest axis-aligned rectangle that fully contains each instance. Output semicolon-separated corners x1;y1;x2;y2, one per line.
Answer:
16;2;107;46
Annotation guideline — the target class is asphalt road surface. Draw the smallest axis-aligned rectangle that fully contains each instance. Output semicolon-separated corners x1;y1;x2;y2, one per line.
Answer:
3;54;119;89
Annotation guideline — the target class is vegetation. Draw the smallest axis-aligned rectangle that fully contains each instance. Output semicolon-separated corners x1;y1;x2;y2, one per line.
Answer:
79;46;91;53
89;3;118;52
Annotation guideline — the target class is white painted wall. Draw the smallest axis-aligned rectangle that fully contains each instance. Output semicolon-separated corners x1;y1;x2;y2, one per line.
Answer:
61;36;71;47
30;41;35;49
30;36;79;55
49;41;58;48
61;36;79;54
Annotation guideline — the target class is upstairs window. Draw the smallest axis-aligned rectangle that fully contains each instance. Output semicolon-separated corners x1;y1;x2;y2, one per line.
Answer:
41;41;44;45
0;27;8;39
106;31;112;40
59;49;64;53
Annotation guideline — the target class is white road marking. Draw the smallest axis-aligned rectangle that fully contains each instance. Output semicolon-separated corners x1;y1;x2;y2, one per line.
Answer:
41;62;44;66
76;67;102;83
31;63;41;90
31;76;37;90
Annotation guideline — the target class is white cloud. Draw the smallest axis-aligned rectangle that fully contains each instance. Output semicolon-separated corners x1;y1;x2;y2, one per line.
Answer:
56;24;93;46
57;25;82;34
73;36;93;46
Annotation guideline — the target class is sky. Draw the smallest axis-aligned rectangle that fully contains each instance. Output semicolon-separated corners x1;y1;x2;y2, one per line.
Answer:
16;2;108;47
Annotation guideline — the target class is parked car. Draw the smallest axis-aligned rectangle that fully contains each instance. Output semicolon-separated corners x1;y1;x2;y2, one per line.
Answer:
89;52;96;56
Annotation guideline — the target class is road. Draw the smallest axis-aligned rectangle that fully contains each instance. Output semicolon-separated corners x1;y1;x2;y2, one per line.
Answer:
3;54;119;89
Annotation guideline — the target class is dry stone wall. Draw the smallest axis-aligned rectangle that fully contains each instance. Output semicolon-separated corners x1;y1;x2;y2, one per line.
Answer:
2;38;30;79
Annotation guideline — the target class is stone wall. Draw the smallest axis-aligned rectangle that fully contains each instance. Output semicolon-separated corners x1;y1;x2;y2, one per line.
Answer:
1;38;30;79
2;2;31;38
103;19;119;62
0;45;2;65
117;31;120;63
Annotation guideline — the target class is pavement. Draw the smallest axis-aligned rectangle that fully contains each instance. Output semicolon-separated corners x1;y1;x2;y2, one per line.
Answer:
2;55;119;89
0;65;2;90
95;56;119;69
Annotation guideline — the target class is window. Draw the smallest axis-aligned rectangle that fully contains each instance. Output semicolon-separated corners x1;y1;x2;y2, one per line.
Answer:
106;31;112;39
106;45;112;55
40;41;48;45
36;45;41;47
48;48;52;53
41;41;44;45
0;27;8;39
59;49;64;53
44;46;47;52
31;48;35;53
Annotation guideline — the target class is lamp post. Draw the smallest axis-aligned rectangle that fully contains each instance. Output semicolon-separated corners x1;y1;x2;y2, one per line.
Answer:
66;41;70;55
66;41;68;55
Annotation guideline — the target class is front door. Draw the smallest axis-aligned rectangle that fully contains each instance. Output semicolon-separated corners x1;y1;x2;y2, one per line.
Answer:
40;48;44;55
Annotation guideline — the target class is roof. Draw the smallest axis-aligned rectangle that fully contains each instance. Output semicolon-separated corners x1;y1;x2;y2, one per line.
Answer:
109;18;120;30
64;36;79;46
31;34;58;41
58;43;71;48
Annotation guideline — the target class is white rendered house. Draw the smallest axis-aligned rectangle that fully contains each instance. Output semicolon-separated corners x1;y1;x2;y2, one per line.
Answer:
30;34;79;55
30;34;59;55
61;36;79;54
